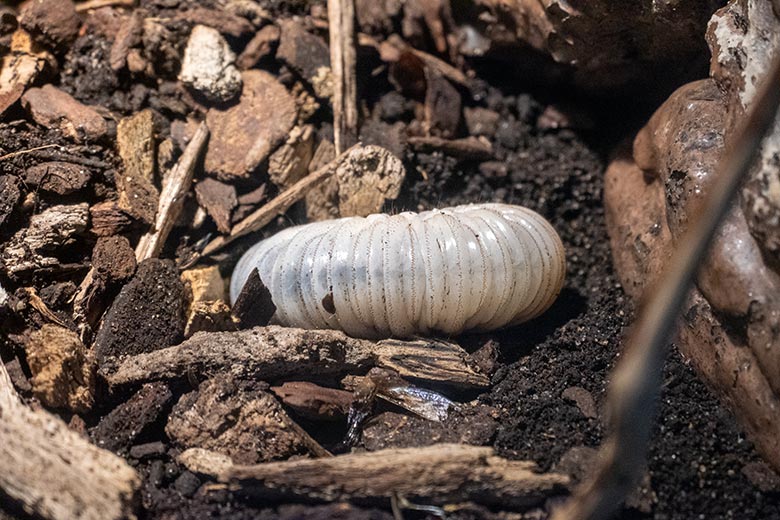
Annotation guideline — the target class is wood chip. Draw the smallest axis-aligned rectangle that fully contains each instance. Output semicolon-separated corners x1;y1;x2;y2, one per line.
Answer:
194;177;237;233
304;139;339;221
220;444;568;508
204;70;296;181
271;381;353;421
0;175;20;227
407;135;493;159
24;324;95;412
1;203;88;276
21;85;108;142
101;325;490;390
0;31;53;116
24;161;91;195
237;24;280;70
88;201;134;237
0;360;140;520
116;109;158;225
166;376;329;464
231;268;275;329
277;19;331;94
18;0;80;51
336;144;405;217
268;124;315;189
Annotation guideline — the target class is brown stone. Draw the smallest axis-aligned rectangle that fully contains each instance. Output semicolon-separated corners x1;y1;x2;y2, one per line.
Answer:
205;70;296;180
18;0;80;51
24;161;91;195
24;324;95;412
21;85;107;142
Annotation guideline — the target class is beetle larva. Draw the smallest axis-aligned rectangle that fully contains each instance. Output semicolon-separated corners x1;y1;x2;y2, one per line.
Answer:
230;203;566;339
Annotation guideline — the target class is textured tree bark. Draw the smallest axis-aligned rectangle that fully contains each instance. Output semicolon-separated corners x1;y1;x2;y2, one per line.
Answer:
101;325;490;390
214;444;568;508
0;361;140;520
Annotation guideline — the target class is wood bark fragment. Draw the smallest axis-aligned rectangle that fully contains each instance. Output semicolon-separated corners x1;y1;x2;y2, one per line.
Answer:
0;360;140;520
135;121;208;261
101;325;489;390
407;135;493;159
201;143;360;256
220;444;568;508
116;109;158;224
328;0;358;153
271;381;353;421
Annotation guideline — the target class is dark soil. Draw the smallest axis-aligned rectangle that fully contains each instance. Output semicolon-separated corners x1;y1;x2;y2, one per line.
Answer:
2;2;780;519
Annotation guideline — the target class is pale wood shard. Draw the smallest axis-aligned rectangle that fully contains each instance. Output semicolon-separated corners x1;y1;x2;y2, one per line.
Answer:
135;121;208;261
201;143;361;256
116;109;158;224
220;444;569;508
101;325;489;390
328;0;358;153
0;361;140;520
407;135;493;160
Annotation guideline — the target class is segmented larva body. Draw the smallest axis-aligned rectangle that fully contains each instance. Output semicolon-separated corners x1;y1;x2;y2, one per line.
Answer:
230;203;566;339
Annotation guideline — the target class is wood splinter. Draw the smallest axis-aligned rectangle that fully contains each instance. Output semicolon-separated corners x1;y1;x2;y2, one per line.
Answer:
101;325;490;390
0;361;139;520
328;0;358;153
179;444;569;509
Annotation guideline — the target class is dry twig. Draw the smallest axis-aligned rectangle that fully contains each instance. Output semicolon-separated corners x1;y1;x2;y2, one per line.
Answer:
552;48;780;520
201;143;360;256
0;144;59;162
217;444;568;508
135;121;209;261
327;0;358;153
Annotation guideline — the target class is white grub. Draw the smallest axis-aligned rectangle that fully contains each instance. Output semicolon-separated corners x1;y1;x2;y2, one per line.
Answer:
231;203;566;339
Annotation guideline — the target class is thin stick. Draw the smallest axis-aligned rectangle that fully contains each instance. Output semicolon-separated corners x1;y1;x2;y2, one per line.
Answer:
327;0;358;153
201;143;360;257
135;122;208;262
0;144;58;162
552;51;780;520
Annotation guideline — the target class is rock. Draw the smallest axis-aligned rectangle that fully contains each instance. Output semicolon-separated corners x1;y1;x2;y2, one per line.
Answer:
204;70;296;180
179;25;242;103
194;177;237;233
128;441;166;460
18;0;80;51
24;324;95;412
561;386;597;419
92;382;173;453
268;125;315;189
336;145;406;217
742;461;780;493
166;376;324;464
94;258;185;361
1;203;88;276
116;109;159;225
464;106;499;137
362;404;499;451
276;19;330;95
21;85;107;142
237;24;280;70
172;471;201;497
92;236;136;284
24;161;91;195
0;175;20;227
